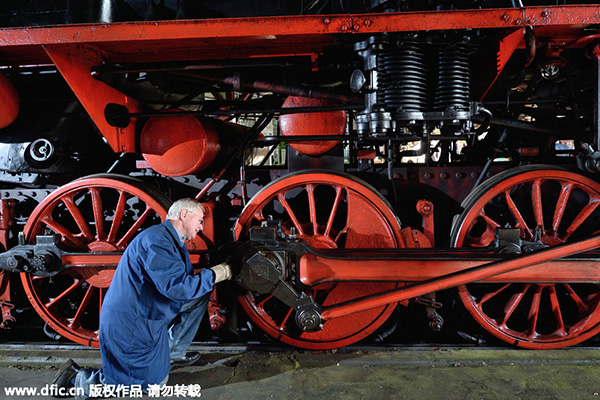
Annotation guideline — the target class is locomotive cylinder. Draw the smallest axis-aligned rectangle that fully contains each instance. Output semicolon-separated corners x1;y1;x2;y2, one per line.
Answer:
279;96;347;156
141;112;246;177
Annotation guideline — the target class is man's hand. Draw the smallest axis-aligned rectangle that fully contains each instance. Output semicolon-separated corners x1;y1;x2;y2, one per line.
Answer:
211;263;232;284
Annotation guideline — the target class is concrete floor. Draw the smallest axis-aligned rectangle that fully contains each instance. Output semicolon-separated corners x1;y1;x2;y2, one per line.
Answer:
1;344;600;399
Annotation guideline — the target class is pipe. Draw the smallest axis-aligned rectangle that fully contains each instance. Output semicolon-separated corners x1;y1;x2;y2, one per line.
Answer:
43;323;62;341
188;72;362;104
472;115;571;136
472;128;508;189
115;104;359;120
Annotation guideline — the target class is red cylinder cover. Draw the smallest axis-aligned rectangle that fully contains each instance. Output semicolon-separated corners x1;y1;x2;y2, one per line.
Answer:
0;72;19;129
141;113;221;177
279;96;346;156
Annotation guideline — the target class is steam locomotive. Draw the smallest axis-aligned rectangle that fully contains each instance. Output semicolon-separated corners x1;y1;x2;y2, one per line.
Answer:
1;0;600;350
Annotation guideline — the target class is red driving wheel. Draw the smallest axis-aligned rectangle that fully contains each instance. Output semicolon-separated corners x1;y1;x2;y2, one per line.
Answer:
21;175;171;347
234;171;404;349
451;166;600;349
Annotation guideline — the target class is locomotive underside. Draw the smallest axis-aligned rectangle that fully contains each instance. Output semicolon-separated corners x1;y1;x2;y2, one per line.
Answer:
2;1;600;350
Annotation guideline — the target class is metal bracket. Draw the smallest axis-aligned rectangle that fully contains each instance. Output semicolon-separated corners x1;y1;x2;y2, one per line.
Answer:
494;227;547;254
414;296;443;309
0;234;63;275
236;222;324;332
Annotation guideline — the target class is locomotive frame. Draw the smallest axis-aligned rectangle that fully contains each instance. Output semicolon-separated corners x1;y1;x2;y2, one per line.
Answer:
1;3;600;350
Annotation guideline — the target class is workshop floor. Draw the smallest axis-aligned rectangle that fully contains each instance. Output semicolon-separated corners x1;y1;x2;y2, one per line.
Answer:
1;345;600;399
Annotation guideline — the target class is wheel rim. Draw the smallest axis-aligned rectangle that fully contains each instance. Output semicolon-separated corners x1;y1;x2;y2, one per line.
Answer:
234;171;404;349
21;175;171;347
451;167;600;349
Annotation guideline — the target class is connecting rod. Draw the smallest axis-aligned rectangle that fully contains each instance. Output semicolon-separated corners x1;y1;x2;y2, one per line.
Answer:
319;235;600;321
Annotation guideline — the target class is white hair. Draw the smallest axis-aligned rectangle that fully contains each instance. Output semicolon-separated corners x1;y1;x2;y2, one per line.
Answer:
167;198;205;220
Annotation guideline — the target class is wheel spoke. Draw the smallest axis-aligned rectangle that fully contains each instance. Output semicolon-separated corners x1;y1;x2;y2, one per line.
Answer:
277;192;304;236
44;278;84;309
41;216;87;249
324;186;343;238
468;210;500;247
551;182;573;236
478;283;511;306
257;294;274;308
278;308;294;332
500;284;530;326
90;188;106;241
69;285;95;329
253;209;265;221
563;196;600;240
562;283;589;314
306;184;318;235
107;190;127;243
62;194;95;242
531;179;544;232
548;285;567;336
526;286;543;337
504;190;533;240
480;212;501;229
334;226;348;243
99;287;105;317
116;206;152;249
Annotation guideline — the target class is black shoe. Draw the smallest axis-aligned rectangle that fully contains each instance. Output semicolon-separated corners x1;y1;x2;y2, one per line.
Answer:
51;359;80;397
170;351;201;368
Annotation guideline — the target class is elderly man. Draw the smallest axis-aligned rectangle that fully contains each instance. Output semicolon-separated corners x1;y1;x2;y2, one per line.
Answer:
51;198;232;398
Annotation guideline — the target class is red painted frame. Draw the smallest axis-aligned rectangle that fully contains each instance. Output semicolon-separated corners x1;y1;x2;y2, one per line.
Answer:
0;6;597;153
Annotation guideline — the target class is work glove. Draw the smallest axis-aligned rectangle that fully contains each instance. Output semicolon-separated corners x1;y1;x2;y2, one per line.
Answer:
211;263;233;284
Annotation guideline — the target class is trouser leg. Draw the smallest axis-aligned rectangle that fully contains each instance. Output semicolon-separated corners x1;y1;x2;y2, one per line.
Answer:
168;293;210;359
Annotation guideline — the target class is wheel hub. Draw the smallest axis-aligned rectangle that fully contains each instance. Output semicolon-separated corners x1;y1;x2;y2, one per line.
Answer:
78;267;115;288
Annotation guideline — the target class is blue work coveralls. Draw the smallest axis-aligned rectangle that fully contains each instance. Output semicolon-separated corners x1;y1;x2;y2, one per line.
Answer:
98;220;215;387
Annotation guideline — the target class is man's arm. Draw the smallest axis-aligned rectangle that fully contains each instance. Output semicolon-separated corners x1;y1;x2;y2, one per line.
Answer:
144;239;214;301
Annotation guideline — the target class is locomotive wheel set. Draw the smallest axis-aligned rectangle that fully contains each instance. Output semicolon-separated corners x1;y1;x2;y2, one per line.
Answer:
2;1;600;351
